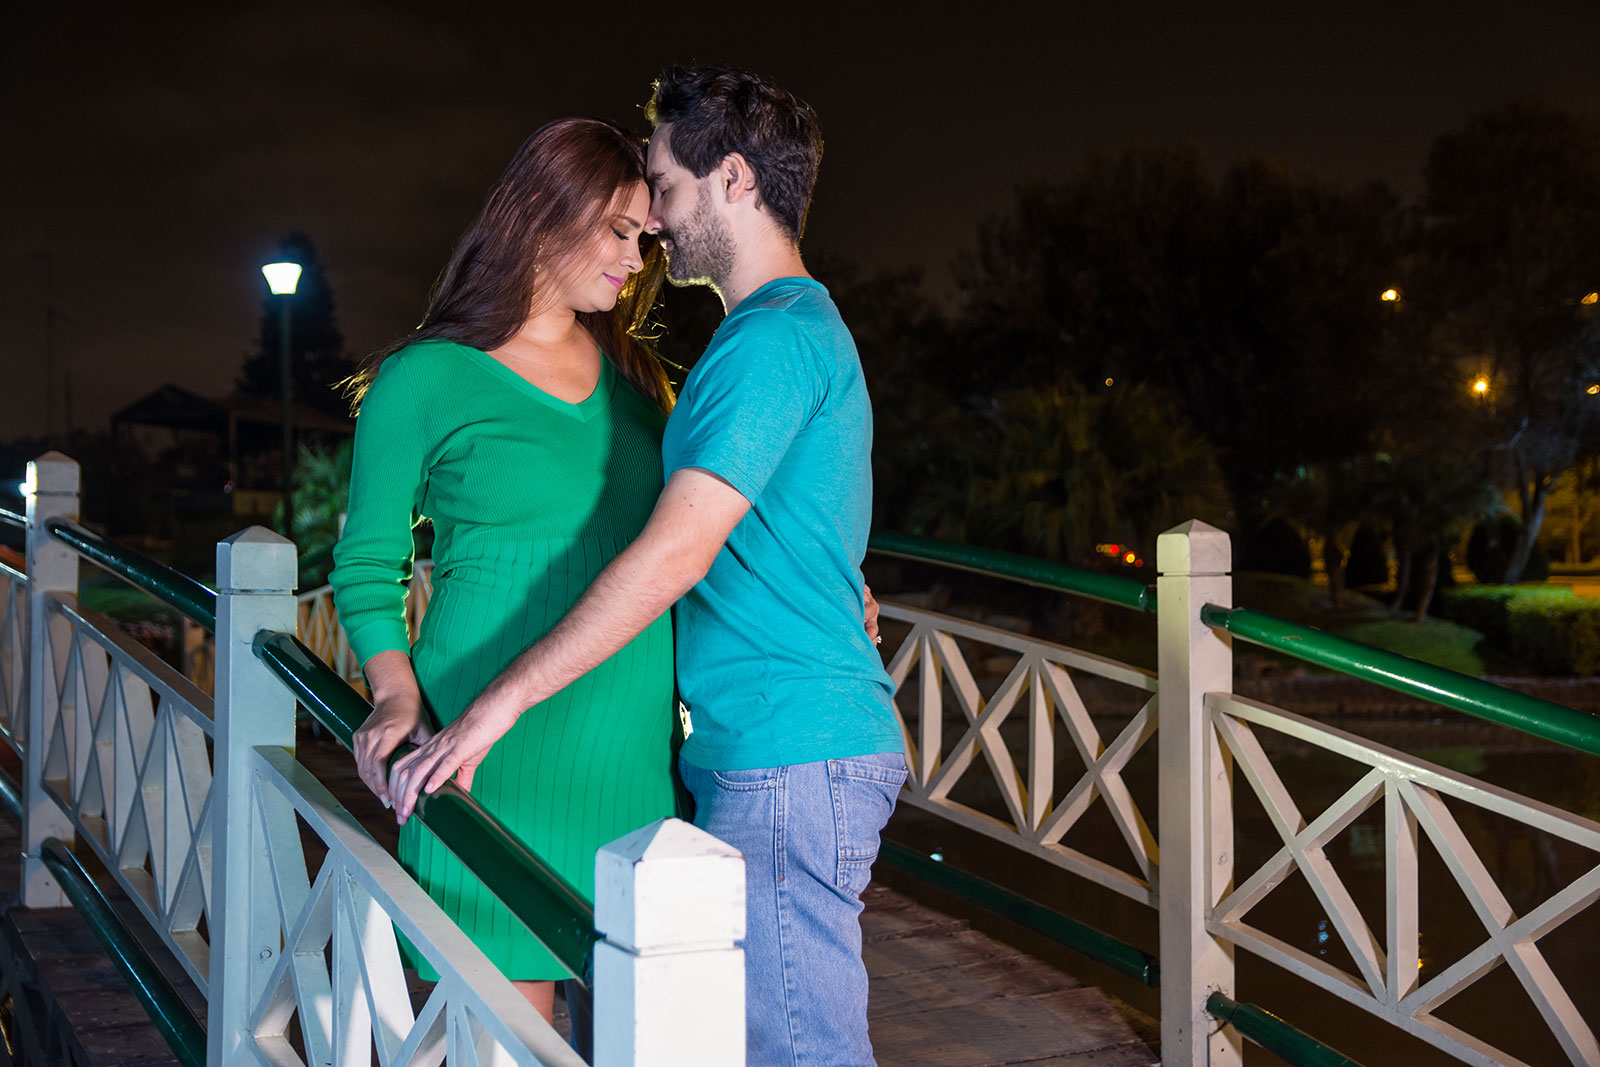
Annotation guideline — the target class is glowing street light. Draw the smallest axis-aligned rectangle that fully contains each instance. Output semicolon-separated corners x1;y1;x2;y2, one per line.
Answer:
261;260;303;540
1380;288;1400;303
261;262;302;296
1583;292;1599;306
1587;385;1599;396
1472;377;1490;395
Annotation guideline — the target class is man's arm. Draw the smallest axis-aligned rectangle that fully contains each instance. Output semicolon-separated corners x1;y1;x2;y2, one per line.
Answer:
385;467;751;822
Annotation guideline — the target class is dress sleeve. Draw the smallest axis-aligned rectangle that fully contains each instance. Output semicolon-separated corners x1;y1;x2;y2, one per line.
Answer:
664;313;823;503
330;356;428;665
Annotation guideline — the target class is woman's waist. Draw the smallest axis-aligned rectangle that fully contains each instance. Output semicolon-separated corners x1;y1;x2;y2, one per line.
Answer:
429;531;636;574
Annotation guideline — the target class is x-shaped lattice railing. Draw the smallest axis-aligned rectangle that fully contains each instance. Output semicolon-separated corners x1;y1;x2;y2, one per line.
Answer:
880;603;1160;903
37;592;215;993
1208;693;1600;1067
0;563;26;755
246;746;582;1067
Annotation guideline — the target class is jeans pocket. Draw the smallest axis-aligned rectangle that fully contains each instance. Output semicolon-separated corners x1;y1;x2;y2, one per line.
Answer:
710;765;781;792
829;755;908;895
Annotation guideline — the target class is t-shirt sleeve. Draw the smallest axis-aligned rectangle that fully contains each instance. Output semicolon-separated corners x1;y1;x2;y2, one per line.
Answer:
330;357;428;665
665;313;823;502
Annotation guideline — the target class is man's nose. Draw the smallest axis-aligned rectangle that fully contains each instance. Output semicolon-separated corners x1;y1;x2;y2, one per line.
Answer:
644;197;665;234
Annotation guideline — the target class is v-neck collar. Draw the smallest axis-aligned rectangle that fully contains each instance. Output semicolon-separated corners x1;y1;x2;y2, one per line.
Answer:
463;345;616;423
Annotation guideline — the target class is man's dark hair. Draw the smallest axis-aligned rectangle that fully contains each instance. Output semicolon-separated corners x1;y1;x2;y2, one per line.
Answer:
646;66;823;241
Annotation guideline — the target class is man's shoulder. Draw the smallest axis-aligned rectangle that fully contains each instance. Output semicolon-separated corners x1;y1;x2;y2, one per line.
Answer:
713;281;851;359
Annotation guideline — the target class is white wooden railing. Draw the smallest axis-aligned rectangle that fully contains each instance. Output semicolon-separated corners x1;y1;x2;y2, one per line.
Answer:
878;522;1599;1067
7;452;747;1067
292;517;1600;1065
20;440;1600;1066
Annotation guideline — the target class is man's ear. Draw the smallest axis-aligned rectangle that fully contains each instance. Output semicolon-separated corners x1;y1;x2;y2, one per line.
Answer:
717;152;760;205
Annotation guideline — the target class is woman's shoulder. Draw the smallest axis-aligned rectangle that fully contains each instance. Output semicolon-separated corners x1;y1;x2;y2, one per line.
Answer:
384;338;482;380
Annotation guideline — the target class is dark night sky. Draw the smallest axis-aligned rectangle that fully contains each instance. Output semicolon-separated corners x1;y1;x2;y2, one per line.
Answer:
4;2;1599;441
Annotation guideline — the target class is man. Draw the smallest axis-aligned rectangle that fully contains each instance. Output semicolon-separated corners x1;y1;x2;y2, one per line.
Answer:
388;66;905;1065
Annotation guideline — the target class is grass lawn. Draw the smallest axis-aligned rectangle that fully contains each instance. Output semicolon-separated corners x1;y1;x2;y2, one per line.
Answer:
1326;618;1486;676
1230;572;1488;677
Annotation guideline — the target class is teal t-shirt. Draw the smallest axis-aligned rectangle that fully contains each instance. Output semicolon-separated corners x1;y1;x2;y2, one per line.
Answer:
663;277;902;770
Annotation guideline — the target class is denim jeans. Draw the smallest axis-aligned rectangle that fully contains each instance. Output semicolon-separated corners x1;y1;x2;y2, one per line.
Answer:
678;752;907;1067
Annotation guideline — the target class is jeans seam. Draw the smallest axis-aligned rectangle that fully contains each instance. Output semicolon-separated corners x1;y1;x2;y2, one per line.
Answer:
774;765;801;1065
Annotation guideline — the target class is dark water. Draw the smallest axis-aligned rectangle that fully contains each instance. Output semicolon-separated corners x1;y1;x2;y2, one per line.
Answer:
876;628;1600;1066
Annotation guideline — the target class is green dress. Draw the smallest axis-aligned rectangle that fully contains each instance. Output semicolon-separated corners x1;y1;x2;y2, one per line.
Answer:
330;339;677;980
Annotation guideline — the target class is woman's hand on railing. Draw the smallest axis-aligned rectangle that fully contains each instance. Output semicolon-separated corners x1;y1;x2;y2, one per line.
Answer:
355;650;434;809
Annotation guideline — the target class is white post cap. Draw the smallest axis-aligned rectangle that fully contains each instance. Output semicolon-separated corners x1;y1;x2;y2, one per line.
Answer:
596;817;745;954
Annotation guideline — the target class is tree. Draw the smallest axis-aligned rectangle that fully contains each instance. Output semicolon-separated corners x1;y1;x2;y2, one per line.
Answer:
1368;453;1500;620
906;382;1231;567
955;149;1406;514
1419;100;1600;582
273;440;353;581
809;253;964;530
238;232;358;417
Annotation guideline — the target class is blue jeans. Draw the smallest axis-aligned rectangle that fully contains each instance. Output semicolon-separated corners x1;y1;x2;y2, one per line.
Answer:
679;752;907;1067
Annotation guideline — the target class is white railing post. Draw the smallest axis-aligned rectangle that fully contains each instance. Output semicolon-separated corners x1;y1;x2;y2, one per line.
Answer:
208;527;298;1067
593;817;745;1067
1157;520;1240;1066
22;451;78;907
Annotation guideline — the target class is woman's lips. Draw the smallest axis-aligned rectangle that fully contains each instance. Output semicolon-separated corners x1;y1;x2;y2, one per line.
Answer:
603;273;624;290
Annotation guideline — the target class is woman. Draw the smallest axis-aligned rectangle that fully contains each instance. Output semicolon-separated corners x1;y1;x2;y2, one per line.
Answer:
330;118;677;1026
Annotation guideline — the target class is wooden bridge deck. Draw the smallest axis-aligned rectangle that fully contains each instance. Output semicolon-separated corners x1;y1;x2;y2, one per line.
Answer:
0;737;1158;1066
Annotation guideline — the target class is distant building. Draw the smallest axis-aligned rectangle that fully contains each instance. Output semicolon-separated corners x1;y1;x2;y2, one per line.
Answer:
111;384;352;520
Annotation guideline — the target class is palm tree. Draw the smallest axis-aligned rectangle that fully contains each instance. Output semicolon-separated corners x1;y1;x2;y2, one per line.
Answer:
274;440;353;584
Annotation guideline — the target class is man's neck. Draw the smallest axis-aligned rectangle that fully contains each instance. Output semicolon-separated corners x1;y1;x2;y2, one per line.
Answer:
717;237;810;313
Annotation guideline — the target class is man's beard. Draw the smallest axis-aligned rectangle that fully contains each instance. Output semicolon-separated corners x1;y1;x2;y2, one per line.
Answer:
662;184;734;289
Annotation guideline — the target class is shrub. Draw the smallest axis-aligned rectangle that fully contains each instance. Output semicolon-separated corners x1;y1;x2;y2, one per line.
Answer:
1506;595;1600;675
1242;518;1311;578
1439;584;1600;675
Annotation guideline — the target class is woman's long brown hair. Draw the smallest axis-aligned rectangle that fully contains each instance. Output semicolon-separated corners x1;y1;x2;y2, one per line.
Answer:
347;118;671;413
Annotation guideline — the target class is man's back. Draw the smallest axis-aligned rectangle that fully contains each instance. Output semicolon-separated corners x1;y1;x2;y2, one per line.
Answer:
663;276;900;770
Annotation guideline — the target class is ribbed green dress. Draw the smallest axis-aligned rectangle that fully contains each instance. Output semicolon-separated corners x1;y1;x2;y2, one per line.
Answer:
330;339;677;980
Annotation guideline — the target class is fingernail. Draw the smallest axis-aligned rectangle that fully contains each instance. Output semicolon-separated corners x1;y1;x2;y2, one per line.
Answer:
380;796;391;809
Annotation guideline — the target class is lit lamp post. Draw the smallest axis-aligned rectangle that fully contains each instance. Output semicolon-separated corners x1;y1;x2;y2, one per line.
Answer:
261;261;302;541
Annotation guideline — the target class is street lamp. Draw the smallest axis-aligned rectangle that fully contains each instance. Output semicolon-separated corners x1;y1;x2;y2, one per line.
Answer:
1380;288;1400;303
1472;376;1490;396
261;261;302;541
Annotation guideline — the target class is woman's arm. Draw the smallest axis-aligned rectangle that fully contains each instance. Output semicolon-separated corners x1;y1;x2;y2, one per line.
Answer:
330;355;434;804
353;650;433;805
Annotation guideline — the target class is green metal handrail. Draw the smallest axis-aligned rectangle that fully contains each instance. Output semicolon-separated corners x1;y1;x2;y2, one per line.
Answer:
1207;992;1363;1067
0;767;19;824
45;518;218;631
40;839;207;1067
1201;604;1600;758
0;771;205;1067
867;531;1153;613
878;841;1159;986
251;630;598;983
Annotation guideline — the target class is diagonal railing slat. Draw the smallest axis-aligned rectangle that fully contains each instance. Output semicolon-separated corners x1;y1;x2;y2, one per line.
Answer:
251;629;599;982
